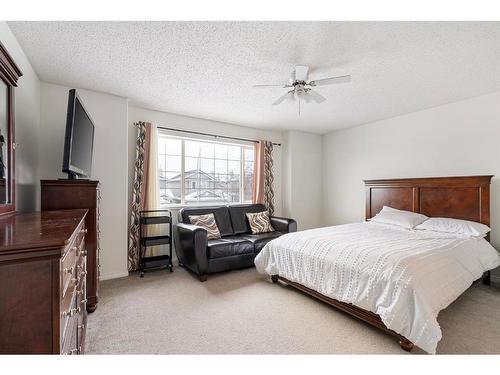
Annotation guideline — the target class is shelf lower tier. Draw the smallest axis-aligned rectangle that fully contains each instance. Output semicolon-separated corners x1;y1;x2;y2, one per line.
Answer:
140;235;171;247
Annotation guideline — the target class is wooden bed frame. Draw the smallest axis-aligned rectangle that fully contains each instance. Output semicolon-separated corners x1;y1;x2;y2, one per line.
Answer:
272;175;493;352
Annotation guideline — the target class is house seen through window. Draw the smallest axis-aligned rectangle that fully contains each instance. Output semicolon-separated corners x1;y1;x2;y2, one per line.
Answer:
158;131;255;205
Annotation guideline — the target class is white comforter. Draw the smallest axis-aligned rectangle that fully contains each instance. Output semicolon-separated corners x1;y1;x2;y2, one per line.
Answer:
254;222;500;353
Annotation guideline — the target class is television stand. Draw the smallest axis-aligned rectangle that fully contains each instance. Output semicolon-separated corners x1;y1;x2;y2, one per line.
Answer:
58;177;91;181
40;179;101;313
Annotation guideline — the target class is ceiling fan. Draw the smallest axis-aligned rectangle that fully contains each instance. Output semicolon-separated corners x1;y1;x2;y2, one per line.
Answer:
253;65;351;114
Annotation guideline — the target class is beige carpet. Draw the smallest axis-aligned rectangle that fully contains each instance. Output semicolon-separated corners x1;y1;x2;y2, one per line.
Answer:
86;267;500;354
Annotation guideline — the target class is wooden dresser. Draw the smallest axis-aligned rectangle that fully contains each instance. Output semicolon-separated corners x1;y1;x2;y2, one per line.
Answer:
0;210;88;354
41;180;100;313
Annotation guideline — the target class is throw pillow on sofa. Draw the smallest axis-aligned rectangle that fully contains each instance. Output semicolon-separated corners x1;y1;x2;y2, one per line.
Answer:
189;213;221;240
246;211;275;234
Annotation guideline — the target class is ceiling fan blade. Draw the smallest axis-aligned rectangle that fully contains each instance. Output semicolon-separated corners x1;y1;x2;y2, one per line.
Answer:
294;65;309;82
309;74;351;87
272;91;294;106
307;89;326;104
253;84;291;88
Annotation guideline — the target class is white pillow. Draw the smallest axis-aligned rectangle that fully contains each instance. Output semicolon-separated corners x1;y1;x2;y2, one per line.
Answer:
370;206;428;229
415;217;490;237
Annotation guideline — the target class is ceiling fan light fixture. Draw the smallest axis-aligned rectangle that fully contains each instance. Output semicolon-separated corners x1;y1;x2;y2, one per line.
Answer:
294;84;307;100
254;65;351;112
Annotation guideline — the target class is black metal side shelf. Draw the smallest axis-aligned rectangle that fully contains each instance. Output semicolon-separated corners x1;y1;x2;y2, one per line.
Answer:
139;209;173;277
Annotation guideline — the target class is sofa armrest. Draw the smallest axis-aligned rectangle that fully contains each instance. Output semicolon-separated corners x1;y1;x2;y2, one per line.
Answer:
270;216;297;233
173;223;209;275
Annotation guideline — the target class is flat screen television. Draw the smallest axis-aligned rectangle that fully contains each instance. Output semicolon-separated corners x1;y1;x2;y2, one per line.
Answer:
62;89;95;179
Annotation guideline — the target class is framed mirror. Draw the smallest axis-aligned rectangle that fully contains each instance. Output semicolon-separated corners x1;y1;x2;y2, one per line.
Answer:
0;42;22;215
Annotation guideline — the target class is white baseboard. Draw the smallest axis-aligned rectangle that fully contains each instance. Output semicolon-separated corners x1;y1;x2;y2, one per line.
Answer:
99;271;129;281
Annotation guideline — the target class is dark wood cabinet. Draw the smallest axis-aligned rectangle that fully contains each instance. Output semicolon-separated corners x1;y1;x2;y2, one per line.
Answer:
0;210;88;354
41;180;100;313
0;41;23;215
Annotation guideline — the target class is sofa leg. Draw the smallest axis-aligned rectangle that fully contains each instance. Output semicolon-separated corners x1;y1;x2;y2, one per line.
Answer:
199;274;208;282
271;275;279;284
483;271;491;286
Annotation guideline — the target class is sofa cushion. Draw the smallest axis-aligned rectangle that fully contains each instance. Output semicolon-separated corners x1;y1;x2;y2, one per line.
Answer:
188;213;221;240
246;211;275;234
180;206;233;237
241;231;283;253
206;237;254;259
228;204;267;234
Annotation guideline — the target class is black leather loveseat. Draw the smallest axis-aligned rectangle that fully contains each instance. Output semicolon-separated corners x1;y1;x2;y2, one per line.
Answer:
173;204;296;281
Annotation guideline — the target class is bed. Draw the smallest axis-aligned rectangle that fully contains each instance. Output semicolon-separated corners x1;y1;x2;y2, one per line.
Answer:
254;176;500;354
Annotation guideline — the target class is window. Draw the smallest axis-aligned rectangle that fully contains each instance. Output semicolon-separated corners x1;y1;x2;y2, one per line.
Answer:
158;132;255;206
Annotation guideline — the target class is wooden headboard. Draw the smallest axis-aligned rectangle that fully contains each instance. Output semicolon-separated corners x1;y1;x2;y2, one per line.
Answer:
364;176;493;226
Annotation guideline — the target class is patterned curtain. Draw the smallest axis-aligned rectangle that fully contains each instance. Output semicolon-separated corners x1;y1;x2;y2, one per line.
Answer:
253;140;275;215
128;121;152;271
263;141;275;215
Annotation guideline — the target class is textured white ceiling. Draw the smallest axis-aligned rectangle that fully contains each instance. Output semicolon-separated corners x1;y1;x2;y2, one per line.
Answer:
8;21;500;134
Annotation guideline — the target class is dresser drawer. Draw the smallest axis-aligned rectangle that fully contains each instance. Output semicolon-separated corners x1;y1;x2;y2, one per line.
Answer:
77;312;87;354
60;289;79;339
61;284;75;325
76;261;87;311
61;235;85;298
71;225;85;252
61;245;77;291
76;278;87;355
61;312;79;355
61;297;86;355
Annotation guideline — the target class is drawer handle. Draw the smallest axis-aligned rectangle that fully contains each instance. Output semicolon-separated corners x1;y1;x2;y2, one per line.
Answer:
81;228;88;234
77;249;88;257
81;298;88;305
80;270;88;276
77;289;84;296
77;265;86;273
78;324;85;331
61;307;81;318
71;246;77;252
63;266;74;275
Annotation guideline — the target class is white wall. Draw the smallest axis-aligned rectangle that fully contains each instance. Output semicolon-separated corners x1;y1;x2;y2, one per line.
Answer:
283;130;323;230
322;91;500;280
0;22;41;212
40;82;129;280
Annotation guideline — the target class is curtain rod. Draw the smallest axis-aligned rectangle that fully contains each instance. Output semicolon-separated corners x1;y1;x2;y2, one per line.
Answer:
156;126;282;147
